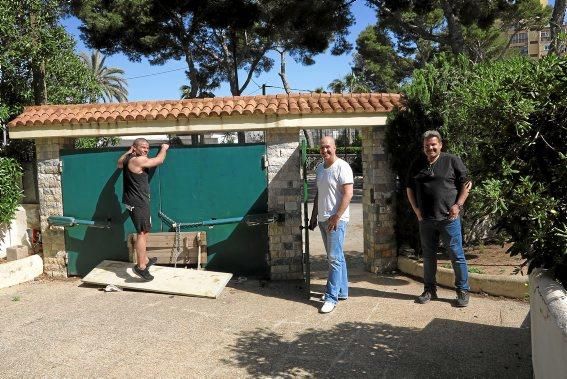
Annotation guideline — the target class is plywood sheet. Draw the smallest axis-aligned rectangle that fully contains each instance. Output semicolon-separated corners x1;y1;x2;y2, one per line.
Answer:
82;260;232;298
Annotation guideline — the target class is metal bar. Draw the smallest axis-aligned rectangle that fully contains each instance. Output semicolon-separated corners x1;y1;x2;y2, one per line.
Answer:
47;216;109;229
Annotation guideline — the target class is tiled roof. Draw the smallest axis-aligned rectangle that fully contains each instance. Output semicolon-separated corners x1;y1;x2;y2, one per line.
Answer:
8;93;402;128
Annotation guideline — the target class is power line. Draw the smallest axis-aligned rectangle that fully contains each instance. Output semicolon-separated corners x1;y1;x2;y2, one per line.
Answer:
126;66;186;80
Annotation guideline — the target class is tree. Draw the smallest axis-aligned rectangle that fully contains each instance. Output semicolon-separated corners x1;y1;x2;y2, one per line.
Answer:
80;50;128;102
351;26;414;93
0;0;100;162
549;0;567;54
71;0;354;97
366;0;549;62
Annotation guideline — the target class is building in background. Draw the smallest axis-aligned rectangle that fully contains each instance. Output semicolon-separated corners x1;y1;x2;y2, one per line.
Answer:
507;0;567;59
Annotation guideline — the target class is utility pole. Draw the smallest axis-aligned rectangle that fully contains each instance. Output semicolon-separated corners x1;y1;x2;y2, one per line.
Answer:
262;84;266;95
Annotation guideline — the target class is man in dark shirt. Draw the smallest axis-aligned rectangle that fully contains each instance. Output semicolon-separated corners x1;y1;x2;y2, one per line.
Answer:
117;138;169;281
406;130;472;307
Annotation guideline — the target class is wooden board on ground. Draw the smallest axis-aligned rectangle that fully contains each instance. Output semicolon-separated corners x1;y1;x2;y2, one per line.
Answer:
129;232;207;268
82;260;232;298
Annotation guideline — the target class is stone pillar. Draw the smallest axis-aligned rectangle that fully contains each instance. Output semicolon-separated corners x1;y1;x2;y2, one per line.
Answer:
265;128;303;280
35;137;74;277
361;126;397;273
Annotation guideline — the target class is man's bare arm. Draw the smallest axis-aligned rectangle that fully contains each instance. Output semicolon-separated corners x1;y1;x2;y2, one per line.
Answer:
309;192;319;230
140;144;169;168
327;183;354;231
449;180;472;220
117;146;134;168
406;187;423;221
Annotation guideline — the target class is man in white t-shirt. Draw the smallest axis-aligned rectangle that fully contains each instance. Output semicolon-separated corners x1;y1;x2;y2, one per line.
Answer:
309;136;354;313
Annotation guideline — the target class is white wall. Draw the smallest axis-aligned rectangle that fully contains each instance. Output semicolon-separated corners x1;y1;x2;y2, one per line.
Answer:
530;269;567;378
0;206;30;258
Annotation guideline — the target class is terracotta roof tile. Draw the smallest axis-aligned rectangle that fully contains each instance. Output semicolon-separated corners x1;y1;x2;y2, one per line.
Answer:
8;93;403;128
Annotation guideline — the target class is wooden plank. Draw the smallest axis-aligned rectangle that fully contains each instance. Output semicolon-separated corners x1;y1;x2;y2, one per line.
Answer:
82;260;232;298
129;232;208;267
131;233;207;246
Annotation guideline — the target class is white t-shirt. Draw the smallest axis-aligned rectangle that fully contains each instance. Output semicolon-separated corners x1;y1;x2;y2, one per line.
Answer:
315;158;354;222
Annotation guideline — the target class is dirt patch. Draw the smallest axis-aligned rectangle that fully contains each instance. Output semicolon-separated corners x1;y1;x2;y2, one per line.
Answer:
436;243;526;276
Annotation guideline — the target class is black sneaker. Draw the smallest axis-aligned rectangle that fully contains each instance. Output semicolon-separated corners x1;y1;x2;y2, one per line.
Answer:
417;290;438;304
146;257;158;268
456;290;470;307
133;265;154;281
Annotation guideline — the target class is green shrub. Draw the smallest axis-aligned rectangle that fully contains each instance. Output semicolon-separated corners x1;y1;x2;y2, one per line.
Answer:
0;157;23;224
387;54;567;286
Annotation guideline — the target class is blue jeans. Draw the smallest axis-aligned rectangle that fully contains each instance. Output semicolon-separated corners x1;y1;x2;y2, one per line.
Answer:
419;218;469;292
319;220;348;304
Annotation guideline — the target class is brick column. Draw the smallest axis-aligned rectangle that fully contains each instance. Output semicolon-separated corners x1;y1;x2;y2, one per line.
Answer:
361;126;397;273
35;137;74;277
265;129;303;280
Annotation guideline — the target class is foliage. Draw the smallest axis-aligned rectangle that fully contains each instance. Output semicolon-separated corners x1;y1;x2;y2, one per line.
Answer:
348;0;550;93
72;0;354;97
445;55;567;284
387;54;567;285
80;50;128;102
0;0;101;163
0;157;23;224
74;137;120;149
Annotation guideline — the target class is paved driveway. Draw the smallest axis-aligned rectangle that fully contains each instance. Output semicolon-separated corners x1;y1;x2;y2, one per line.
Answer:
0;202;531;378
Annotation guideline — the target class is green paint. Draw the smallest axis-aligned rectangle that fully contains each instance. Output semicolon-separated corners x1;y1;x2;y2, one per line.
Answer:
61;144;268;276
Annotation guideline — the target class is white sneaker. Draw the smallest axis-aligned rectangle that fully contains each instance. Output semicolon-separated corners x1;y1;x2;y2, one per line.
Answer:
320;301;336;314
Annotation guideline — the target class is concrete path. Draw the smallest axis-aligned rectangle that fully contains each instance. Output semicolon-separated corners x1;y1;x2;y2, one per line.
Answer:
0;202;531;378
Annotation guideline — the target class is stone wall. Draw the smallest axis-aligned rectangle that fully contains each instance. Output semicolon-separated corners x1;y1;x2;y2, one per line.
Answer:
265;129;303;280
361;126;397;273
35;137;74;277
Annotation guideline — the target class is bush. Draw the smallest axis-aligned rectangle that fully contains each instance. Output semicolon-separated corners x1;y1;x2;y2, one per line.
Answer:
0;157;23;224
444;55;567;285
387;54;567;286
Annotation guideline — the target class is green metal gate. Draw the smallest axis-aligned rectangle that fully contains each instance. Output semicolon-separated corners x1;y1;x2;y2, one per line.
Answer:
61;143;269;277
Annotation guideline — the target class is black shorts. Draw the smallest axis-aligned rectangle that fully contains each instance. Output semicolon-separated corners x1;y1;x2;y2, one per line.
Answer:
126;204;151;233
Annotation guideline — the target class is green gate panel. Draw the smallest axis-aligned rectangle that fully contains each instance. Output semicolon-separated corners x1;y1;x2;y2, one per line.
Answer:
158;144;268;276
61;147;162;276
60;144;268;277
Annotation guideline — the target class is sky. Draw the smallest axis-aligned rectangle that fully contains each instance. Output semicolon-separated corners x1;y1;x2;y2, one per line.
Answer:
61;1;377;102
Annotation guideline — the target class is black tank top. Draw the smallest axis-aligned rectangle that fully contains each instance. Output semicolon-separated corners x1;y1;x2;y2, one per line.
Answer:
122;154;150;207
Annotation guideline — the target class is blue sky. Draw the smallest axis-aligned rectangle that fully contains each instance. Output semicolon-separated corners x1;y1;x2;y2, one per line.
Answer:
62;2;377;102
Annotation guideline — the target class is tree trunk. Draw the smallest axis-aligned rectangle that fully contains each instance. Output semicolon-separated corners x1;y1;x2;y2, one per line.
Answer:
440;0;465;55
30;12;47;105
276;49;314;147
549;0;567;54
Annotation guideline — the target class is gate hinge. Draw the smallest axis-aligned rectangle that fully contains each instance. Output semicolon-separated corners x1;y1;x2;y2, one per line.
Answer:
262;154;268;169
58;161;63;173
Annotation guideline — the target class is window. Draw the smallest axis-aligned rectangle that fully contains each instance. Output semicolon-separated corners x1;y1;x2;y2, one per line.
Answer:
511;32;528;44
519;46;528;55
544;44;551;51
541;31;551;41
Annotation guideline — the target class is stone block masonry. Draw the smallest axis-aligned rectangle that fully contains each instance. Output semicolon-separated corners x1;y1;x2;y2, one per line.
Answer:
361;126;397;273
35;137;74;277
265;129;303;280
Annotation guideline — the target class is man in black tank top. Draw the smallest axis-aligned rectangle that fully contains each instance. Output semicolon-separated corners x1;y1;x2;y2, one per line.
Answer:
117;138;169;281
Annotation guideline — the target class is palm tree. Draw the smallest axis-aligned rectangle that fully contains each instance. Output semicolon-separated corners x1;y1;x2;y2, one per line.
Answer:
328;79;347;94
80;50;128;103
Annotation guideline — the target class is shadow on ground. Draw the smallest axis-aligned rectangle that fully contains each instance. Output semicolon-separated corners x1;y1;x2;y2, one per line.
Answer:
223;319;531;378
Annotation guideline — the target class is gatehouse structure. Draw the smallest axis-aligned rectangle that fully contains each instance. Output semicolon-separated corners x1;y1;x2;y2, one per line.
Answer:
8;93;402;279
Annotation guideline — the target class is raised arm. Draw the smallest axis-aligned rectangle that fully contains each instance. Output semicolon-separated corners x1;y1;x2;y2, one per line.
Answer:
138;144;170;169
117;146;134;168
